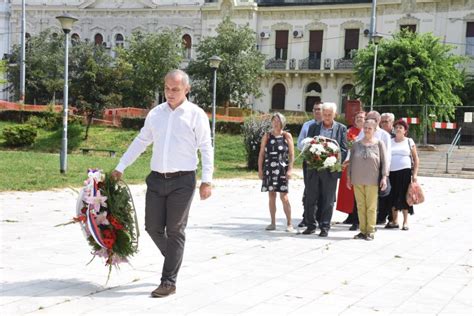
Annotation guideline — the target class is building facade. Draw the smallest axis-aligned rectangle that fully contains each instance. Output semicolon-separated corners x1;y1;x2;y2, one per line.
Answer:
2;0;474;113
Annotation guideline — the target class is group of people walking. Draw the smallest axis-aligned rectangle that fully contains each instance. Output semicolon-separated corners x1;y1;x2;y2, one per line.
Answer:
112;69;420;297
258;102;420;241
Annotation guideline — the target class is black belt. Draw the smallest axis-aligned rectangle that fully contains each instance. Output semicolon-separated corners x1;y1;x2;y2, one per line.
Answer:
153;170;195;179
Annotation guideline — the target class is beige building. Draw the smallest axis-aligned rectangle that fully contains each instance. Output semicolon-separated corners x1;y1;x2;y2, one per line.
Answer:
3;0;474;113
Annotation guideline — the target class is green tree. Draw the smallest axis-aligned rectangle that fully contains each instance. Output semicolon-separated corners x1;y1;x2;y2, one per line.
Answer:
187;17;266;109
7;29;64;104
0;60;7;84
458;74;474;107
353;30;464;124
117;30;184;107
69;42;122;139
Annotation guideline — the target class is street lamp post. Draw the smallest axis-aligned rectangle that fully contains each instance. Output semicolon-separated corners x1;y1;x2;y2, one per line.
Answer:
208;55;222;149
56;13;78;174
370;33;383;111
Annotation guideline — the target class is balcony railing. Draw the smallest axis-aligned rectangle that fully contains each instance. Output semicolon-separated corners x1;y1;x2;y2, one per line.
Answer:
334;58;355;70
265;58;287;70
299;57;321;70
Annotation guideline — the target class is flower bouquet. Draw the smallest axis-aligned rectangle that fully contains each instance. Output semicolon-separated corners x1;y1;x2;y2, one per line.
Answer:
301;136;342;172
347;130;358;149
58;169;139;279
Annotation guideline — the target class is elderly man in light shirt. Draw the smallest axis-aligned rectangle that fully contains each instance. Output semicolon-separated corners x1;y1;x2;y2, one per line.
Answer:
111;69;213;298
297;101;322;150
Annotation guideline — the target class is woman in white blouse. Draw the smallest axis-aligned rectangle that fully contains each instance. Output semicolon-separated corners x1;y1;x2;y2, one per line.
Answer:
385;120;420;231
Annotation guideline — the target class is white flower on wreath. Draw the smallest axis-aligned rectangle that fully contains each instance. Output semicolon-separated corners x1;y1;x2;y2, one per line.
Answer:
327;142;339;152
323;156;338;168
310;144;325;155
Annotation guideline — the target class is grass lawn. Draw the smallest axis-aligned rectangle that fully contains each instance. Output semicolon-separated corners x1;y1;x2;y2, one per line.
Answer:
0;122;270;191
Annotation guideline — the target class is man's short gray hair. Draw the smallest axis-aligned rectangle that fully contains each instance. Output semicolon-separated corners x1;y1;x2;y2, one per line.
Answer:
364;118;378;128
165;69;190;87
271;112;286;130
321;102;337;113
366;110;381;123
381;112;395;122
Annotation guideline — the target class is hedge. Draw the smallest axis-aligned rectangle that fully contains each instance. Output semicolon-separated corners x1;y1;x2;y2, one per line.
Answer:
0;110;81;126
121;117;145;130
120;116;305;136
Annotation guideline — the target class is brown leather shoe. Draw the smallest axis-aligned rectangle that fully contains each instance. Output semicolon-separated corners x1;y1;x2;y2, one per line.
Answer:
151;282;176;298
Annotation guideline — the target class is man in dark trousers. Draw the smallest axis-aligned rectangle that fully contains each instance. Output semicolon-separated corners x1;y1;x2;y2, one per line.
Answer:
111;69;213;297
302;102;347;237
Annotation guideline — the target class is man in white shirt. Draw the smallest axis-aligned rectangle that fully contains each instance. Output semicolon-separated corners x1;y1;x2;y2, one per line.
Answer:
297;101;322;150
111;69;213;298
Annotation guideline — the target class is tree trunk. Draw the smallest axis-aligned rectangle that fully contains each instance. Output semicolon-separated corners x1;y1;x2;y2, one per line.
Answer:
84;114;93;140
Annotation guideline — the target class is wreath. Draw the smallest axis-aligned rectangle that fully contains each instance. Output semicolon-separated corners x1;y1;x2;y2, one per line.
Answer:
58;169;139;279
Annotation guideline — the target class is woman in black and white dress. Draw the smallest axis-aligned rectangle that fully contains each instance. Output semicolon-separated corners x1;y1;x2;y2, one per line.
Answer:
258;113;295;232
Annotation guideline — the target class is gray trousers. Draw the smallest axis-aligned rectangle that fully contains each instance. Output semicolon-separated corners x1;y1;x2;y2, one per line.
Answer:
145;171;196;284
303;169;338;231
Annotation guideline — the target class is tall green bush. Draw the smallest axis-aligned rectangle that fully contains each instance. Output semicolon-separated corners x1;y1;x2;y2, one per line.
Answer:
2;124;38;147
242;116;271;171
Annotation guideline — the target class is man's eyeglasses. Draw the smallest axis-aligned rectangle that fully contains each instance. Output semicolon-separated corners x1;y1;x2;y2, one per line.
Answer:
381;120;390;123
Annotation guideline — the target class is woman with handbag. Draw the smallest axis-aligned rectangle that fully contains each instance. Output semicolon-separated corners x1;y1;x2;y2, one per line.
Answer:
346;119;389;241
385;120;420;231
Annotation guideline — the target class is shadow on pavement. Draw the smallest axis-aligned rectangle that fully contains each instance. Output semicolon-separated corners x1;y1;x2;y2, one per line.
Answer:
0;279;155;297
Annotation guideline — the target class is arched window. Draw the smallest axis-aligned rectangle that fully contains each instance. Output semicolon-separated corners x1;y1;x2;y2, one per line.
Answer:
341;84;354;114
94;33;103;46
306;82;321;93
182;34;192;59
71;33;80;46
25;33;31;50
271;83;285;110
115;33;124;48
305;82;322;112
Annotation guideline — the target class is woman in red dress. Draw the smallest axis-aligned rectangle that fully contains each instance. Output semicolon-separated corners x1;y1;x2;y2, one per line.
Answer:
336;111;365;224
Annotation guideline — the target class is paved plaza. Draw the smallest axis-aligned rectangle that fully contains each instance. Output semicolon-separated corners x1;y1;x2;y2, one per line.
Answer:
0;176;473;315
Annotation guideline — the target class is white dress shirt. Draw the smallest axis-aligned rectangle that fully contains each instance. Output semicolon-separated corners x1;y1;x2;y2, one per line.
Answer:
297;119;319;151
115;100;214;182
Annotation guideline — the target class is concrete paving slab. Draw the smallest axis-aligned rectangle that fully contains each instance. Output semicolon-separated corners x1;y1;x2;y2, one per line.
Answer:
1;176;473;315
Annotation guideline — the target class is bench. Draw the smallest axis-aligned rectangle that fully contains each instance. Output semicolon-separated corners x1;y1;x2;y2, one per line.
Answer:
80;148;117;158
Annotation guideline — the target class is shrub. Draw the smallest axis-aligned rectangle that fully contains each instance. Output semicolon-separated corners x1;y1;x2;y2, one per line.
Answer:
242;116;271;171
2;124;38;147
26;113;62;130
215;121;243;135
121;117;145;130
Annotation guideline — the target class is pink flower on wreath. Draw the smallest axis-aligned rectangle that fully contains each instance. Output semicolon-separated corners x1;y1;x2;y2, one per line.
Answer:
85;190;108;213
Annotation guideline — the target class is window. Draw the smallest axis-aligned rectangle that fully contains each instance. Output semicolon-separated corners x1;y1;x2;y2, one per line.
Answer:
275;30;288;60
25;33;31;50
309;30;323;68
182;34;192;59
400;24;417;33
344;29;359;59
115;33;124;48
94;33;103;46
467;22;474;56
271;83;285;110
341;84;354;114
71;33;80;46
305;82;322;112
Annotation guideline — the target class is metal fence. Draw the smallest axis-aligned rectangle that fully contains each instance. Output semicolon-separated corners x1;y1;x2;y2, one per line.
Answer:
367;104;474;145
